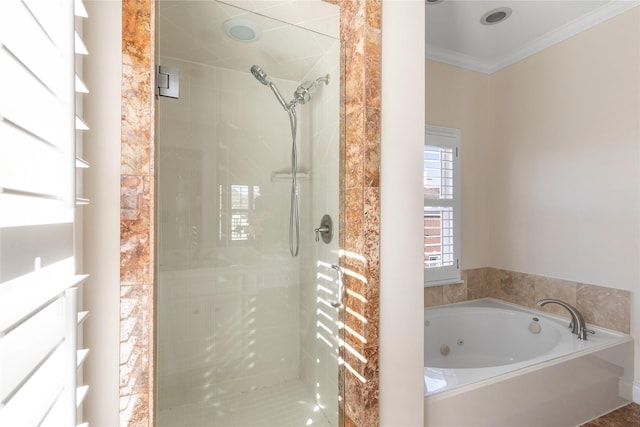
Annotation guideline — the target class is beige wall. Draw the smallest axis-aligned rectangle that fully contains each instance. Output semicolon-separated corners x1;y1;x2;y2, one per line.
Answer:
425;60;492;269
490;7;640;392
380;1;426;424
489;8;639;292
426;7;640;393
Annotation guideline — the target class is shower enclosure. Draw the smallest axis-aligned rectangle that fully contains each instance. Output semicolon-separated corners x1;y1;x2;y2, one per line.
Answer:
155;1;342;426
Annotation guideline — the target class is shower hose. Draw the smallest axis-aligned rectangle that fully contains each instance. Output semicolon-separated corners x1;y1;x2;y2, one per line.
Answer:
287;106;300;257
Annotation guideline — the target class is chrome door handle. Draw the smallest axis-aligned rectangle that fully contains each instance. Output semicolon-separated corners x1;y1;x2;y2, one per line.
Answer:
330;264;344;308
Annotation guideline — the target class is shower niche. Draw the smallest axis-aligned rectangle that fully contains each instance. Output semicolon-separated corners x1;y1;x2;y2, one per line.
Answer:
156;1;341;426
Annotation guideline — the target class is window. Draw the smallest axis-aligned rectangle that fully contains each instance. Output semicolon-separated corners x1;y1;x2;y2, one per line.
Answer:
424;125;461;286
219;184;262;242
230;184;261;241
0;0;89;425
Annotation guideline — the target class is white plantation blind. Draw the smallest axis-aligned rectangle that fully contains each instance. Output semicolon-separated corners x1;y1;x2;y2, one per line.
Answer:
424;125;461;286
0;0;89;426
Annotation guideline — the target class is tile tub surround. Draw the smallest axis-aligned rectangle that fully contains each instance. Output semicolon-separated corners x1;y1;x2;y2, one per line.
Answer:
119;1;382;426
424;268;632;334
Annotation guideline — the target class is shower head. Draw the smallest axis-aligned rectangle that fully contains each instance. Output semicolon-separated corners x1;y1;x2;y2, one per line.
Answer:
294;74;330;105
251;66;329;110
251;65;289;111
250;65;270;85
294;81;315;105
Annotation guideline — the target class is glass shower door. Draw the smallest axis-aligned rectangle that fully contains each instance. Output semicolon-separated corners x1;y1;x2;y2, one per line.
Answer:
155;1;341;425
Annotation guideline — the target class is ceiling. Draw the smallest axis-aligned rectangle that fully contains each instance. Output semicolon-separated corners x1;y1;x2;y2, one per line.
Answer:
159;1;638;78
158;0;339;82
425;0;638;74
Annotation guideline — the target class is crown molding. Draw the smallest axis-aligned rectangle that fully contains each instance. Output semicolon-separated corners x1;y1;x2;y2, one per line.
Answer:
426;1;639;75
425;45;492;74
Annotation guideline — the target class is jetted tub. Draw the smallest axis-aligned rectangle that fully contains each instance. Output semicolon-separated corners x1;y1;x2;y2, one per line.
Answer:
424;298;634;426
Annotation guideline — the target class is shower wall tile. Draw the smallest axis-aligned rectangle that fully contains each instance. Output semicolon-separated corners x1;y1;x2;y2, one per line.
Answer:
364;29;381;109
365;0;381;29
363;276;380;347
121;0;154;425
345;108;365;191
121;175;152;221
339;0;381;425
363;188;380;277
342;350;379;427
120;218;152;286
361;346;380;425
344;188;365;254
121;6;153;177
345;269;367;319
364;108;380;187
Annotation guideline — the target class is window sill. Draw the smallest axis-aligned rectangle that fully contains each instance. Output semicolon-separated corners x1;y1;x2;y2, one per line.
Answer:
424;279;464;288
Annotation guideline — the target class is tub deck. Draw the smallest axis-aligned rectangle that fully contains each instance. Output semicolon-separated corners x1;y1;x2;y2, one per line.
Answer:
424;298;634;427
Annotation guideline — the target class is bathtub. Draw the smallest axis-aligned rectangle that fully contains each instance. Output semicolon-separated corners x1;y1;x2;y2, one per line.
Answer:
424;298;633;426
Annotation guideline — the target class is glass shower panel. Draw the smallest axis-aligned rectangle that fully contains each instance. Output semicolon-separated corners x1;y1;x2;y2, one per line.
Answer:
156;1;341;426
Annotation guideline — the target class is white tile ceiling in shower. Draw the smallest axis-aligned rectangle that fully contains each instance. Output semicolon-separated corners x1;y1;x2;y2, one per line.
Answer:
159;0;339;82
221;0;339;38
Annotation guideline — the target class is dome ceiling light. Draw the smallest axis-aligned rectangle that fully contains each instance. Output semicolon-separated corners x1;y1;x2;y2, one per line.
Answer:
222;18;262;42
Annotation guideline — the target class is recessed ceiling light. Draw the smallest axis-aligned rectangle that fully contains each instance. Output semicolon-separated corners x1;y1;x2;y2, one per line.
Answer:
426;0;444;4
222;18;262;42
480;7;512;25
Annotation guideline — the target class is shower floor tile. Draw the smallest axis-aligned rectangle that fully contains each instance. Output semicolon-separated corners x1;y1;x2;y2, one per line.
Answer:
158;379;333;427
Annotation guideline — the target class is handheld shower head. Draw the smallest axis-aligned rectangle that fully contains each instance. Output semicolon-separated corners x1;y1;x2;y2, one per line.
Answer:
251;66;330;110
250;65;270;85
250;65;289;111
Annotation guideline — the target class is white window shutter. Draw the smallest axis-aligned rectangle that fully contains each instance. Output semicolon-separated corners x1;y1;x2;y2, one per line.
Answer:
0;0;90;426
424;125;462;286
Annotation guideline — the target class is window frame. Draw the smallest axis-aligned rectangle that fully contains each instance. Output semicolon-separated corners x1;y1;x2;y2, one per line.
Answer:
424;125;461;287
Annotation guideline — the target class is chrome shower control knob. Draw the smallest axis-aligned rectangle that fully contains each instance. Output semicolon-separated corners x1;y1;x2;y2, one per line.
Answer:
315;214;333;244
314;225;329;242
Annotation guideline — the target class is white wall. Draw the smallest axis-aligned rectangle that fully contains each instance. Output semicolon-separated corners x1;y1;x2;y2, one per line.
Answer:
380;1;425;425
82;1;122;425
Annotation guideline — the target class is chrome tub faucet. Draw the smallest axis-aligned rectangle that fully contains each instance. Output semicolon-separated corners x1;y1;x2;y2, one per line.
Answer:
536;299;595;340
